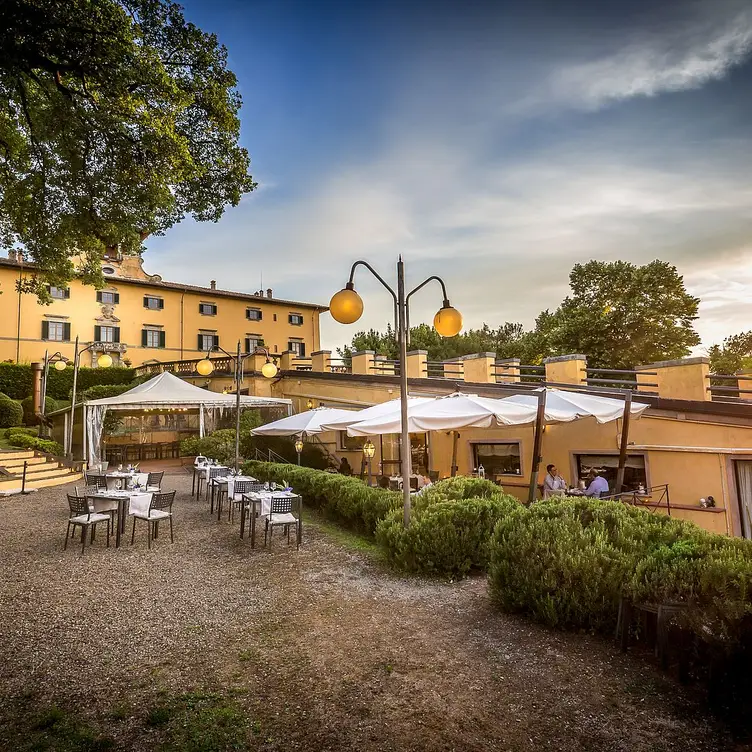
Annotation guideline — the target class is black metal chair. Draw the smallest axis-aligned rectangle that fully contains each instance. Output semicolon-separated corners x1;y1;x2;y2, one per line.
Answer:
146;471;164;491
264;495;302;550
65;494;111;554
130;490;176;549
228;479;254;523
85;473;108;491
208;466;230;510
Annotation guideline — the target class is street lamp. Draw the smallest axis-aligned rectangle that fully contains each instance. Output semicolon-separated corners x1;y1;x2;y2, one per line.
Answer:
363;439;376;486
67;336;113;458
329;257;462;526
306;398;315;410
41;351;70;426
195;343;279;471
294;436;304;465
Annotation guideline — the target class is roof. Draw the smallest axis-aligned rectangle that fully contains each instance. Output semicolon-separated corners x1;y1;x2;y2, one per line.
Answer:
0;256;328;311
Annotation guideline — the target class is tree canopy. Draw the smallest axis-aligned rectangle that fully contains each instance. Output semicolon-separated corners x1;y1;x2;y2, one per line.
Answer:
0;0;254;294
338;260;702;370
708;331;752;375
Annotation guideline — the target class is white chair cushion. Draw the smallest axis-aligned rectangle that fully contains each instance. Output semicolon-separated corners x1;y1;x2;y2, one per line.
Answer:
268;512;297;525
145;486;161;492
131;509;171;521
70;513;111;525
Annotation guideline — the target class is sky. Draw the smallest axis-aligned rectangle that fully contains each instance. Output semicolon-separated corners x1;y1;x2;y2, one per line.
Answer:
144;0;752;355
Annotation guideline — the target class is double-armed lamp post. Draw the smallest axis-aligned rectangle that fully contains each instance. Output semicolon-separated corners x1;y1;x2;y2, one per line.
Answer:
195;343;279;471
329;257;462;526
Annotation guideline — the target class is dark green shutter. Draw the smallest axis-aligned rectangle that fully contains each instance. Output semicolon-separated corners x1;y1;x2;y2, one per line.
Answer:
212;304;217;315
113;293;120;304
300;342;306;357
143;296;149;308
64;288;70;299
94;325;101;341
158;298;164;309
199;303;203;313
142;330;148;347
63;323;71;341
113;327;120;343
198;334;203;350
159;330;166;348
244;338;250;352
258;338;264;347
41;321;49;340
96;291;103;303
213;335;219;350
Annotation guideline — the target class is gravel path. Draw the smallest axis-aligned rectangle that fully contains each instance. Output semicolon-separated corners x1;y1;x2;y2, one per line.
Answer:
0;472;735;750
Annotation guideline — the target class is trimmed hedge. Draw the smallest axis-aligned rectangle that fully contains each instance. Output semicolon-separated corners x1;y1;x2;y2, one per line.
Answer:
0;396;24;428
5;427;38;439
7;433;63;455
78;383;137;401
242;461;400;536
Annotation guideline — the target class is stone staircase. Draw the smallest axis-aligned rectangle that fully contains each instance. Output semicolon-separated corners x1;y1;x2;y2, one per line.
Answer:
0;449;82;494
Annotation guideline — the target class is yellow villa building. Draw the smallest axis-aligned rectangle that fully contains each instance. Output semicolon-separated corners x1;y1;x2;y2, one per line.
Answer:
0;251;325;367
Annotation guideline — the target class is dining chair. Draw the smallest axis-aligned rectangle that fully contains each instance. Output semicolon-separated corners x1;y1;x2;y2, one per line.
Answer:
228;479;254;523
207;465;230;507
65;494;111;554
130;490;176;549
264;495;302;550
85;473;108;491
146;471;164;492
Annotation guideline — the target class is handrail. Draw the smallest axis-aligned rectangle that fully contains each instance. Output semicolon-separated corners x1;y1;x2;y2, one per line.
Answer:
603;484;671;516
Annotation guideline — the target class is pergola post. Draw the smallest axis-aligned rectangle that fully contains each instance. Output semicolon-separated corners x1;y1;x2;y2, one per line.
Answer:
615;391;632;494
527;389;547;504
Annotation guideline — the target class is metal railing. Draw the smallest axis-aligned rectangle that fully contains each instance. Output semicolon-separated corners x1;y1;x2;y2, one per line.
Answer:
583;367;657;390
604;484;671;515
326;357;351;374
706;373;752;402
253;447;292;464
372;359;401;376
493;363;546;384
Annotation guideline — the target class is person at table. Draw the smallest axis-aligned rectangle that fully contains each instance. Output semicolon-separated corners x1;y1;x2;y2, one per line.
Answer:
584;470;609;498
543;464;567;498
339;457;352;476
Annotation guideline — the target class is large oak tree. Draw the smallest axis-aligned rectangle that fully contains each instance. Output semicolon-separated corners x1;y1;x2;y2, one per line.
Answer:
0;0;255;295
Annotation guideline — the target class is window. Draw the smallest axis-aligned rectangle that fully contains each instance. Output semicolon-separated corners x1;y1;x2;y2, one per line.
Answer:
48;286;69;300
340;432;366;452
575;454;647;494
142;329;165;348
95;325;120;343
198;333;219;351
289;313;304;325
199;303;217;316
96;290;119;305
473;442;521;477
102;266;115;275
246;308;262;321
143;296;164;310
245;336;264;352
288;340;306;356
42;321;70;342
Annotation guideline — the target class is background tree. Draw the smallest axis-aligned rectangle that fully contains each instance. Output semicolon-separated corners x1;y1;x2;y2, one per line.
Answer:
536;260;700;369
708;331;752;374
0;0;255;296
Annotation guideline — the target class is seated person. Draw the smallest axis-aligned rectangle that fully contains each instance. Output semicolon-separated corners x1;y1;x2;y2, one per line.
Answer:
377;475;390;489
339;457;353;476
584;471;609;498
543;463;567;498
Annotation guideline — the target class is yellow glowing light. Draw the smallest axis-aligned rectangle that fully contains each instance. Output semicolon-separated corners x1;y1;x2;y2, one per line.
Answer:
433;305;463;338
196;358;214;376
97;353;113;368
363;439;376;459
329;286;364;324
261;360;278;378
294;438;304;454
53;360;67;371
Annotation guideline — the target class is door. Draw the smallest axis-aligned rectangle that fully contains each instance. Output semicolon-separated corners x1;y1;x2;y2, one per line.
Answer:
734;461;752;539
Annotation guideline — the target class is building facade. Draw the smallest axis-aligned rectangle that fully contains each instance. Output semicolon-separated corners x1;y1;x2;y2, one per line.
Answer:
0;253;326;366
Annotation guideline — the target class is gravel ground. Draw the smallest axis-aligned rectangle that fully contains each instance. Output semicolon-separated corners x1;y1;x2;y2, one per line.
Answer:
0;471;737;751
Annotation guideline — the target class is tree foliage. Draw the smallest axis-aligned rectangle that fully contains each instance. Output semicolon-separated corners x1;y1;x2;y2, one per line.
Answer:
708;331;752;375
338;260;701;370
0;0;255;293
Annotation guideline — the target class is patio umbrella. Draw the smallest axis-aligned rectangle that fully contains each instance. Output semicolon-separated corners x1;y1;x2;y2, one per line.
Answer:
251;407;359;436
344;393;538;436
318;396;436;432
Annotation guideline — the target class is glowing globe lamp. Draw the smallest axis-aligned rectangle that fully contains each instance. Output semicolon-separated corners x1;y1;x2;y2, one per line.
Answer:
196;358;214;376
329;284;363;325
97;353;113;368
53;359;68;371
261;360;278;378
433;303;463;338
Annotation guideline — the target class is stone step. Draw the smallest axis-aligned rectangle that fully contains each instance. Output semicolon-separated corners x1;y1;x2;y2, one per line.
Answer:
0;470;81;493
0;456;52;471
0;450;36;461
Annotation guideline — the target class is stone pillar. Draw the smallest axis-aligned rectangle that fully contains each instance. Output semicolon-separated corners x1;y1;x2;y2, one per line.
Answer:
461;352;495;383
278;350;295;371
544;354;587;386
406;350;428;379
31;361;44;417
636;357;711;401
373;355;395;376
311;350;331;373
442;358;464;380
495;358;521;383
351;350;375;375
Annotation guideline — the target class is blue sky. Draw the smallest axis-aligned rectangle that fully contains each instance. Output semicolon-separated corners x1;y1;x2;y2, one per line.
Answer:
145;0;752;354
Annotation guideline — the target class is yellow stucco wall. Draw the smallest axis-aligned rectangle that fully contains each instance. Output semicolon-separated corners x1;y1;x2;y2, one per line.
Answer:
0;259;322;366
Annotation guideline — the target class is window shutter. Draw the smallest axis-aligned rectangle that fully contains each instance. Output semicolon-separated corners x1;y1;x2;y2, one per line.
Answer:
114;293;120;304
213;335;220;350
46;284;51;295
198;334;203;350
96;291;103;303
143;297;149;308
94;325;101;341
41;321;49;340
158;298;164;309
288;314;292;324
64;288;70;299
244;338;250;353
212;304;217;315
199;303;203;313
142;330;148;347
300;342;306;357
63;323;71;341
113;327;120;343
159;331;166;348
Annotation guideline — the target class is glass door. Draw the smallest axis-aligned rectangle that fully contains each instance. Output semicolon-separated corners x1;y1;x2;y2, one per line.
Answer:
734;461;752;539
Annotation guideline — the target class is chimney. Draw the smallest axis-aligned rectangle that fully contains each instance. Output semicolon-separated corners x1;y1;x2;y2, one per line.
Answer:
210;280;216;290
7;249;16;261
266;288;273;298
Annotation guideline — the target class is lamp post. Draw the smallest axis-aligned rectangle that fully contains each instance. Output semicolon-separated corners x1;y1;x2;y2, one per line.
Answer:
329;257;462;526
363;439;376;486
67;336;113;458
41;350;70;421
196;342;279;472
294;436;304;465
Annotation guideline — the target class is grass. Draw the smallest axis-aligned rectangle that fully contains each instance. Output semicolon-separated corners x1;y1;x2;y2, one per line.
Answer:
23;706;115;751
302;508;385;562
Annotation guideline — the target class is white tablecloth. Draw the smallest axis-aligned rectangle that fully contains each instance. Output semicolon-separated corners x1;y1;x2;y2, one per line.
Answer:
195;464;228;480
243;490;297;517
93;489;153;516
217;476;258;499
105;472;148;490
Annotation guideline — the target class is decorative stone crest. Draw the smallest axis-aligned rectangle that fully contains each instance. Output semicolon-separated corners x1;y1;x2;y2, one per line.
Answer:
95;304;121;323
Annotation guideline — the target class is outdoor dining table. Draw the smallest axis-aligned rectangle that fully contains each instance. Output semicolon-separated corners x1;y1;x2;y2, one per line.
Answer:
211;475;257;518
239;490;300;549
191;463;228;497
91;489;152;548
105;471;148;490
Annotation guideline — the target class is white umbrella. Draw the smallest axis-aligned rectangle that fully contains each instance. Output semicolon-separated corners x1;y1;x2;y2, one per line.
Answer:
502;388;648;424
318;396;436;431
251;407;359;436
344;393;539;436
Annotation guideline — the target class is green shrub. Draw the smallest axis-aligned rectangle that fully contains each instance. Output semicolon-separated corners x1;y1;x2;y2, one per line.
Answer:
181;431;237;466
0;396;24;428
7;433;63;455
6;426;38;438
78;382;137;401
242;461;399;536
20;395;39;425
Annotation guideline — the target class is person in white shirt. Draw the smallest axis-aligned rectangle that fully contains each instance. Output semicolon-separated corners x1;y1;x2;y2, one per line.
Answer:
543;464;567;498
584;471;610;498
